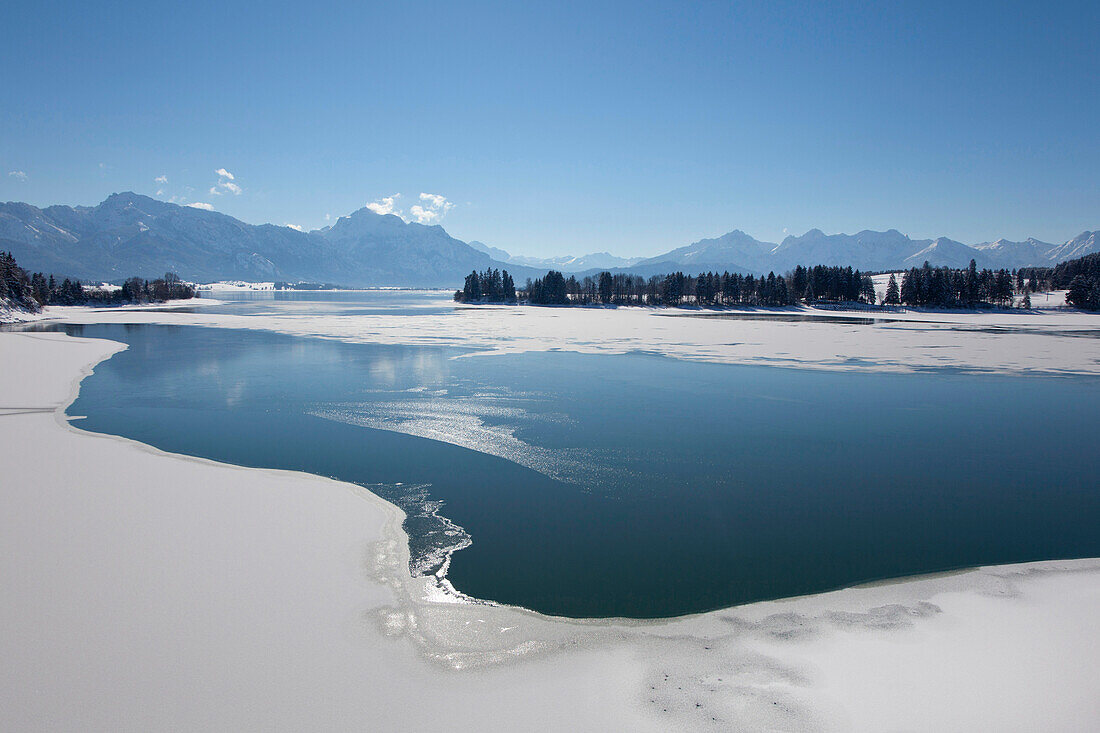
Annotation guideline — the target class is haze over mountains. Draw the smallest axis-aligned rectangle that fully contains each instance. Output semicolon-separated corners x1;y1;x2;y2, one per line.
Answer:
1;192;1096;287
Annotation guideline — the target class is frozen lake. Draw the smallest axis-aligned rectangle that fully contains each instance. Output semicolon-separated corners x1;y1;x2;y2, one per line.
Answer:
48;293;1100;617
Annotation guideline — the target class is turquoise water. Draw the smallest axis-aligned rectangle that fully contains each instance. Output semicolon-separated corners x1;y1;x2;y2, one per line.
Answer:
55;313;1100;618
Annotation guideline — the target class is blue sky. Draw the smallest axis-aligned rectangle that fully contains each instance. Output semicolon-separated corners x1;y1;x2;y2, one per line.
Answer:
1;0;1097;256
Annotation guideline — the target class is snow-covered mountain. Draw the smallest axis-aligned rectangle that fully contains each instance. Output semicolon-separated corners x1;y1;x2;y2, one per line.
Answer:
633;230;773;273
768;229;922;272
0;193;540;287
972;238;1056;269
901;238;977;270
1047;231;1099;262
639;228;1098;274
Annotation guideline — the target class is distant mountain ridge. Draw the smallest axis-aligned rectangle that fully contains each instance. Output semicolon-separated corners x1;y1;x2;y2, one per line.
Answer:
633;227;1099;275
0;192;541;287
467;240;641;272
0;192;1095;285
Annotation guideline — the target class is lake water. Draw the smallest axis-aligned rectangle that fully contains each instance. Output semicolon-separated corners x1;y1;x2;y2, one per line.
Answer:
50;295;1100;618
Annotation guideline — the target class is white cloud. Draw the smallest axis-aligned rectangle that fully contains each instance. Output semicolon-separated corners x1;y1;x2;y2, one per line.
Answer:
324;213;331;221
410;192;455;224
209;168;242;196
366;194;401;216
209;182;241;196
8;170;27;181
285;223;304;231
186;202;215;211
154;175;168;184
362;192;455;223
408;205;438;224
419;192;452;210
156;189;165;196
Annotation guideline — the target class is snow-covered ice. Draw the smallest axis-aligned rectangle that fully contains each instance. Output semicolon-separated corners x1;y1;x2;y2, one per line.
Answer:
22;293;1100;377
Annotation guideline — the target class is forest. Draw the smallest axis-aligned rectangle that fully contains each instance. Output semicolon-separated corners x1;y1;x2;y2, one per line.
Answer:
889;261;1017;308
1051;253;1100;310
456;253;1100;311
0;251;195;313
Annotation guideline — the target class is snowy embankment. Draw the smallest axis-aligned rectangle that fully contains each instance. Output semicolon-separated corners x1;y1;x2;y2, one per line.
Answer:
2;329;1099;731
0;301;39;324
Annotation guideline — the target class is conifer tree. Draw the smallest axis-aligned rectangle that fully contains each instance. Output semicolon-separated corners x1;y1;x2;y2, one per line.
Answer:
884;274;900;305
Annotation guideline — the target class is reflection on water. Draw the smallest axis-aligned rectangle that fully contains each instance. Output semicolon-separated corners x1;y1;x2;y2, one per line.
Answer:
55;321;1100;619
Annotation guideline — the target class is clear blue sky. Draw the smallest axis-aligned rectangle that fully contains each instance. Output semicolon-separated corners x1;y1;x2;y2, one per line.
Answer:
1;0;1097;256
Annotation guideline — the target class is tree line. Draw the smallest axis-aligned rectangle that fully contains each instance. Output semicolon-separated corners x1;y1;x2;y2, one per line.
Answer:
523;265;889;307
997;253;1100;310
887;260;1016;308
0;251;195;313
461;253;1100;311
1053;252;1100;310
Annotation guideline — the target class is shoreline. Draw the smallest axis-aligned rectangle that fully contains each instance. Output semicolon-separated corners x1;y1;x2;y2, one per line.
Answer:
42;325;1100;629
43;315;1100;622
3;319;1100;729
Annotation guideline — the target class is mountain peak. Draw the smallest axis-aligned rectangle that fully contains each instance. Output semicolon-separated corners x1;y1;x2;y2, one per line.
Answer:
101;191;157;206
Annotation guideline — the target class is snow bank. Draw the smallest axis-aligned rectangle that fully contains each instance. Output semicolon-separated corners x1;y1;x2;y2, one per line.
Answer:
2;329;1099;731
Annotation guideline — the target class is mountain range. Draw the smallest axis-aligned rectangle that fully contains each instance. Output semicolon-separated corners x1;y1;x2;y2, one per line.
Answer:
0;192;542;287
624;228;1099;277
1;192;1096;286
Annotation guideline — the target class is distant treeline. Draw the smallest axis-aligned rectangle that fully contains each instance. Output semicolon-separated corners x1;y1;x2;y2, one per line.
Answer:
0;251;194;313
456;253;1100;311
523;265;894;307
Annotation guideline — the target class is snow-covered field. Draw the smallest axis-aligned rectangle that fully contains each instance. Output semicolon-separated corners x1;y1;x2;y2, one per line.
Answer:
3;302;1100;730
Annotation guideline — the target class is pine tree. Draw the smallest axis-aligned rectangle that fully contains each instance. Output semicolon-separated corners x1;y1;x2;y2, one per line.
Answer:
884;274;900;305
598;271;613;304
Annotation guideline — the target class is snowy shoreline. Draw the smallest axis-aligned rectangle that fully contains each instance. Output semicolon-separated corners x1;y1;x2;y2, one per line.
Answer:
2;313;1100;729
